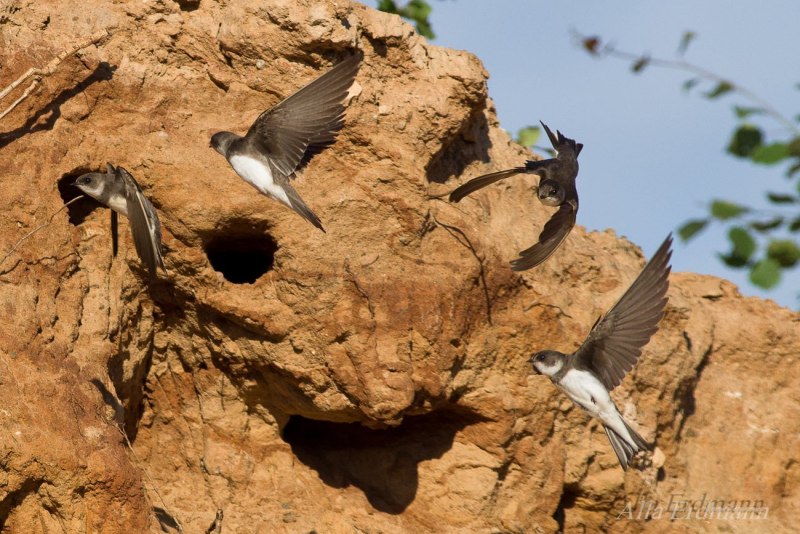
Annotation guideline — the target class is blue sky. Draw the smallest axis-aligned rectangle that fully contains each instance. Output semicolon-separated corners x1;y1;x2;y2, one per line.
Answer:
363;0;800;308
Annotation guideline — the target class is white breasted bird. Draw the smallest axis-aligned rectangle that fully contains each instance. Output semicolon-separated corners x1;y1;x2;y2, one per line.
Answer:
210;55;361;232
530;234;672;470
74;163;165;279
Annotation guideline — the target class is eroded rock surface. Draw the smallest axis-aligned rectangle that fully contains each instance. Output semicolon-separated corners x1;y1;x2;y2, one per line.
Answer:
0;1;797;532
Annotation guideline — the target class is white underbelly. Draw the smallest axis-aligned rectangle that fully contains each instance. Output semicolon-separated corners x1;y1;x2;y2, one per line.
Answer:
560;369;635;443
107;196;129;216
229;154;290;206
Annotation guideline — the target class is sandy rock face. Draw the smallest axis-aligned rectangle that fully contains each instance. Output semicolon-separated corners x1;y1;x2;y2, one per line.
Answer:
0;1;798;532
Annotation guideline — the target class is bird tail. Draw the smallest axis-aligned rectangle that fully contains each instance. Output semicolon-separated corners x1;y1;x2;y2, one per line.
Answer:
603;419;650;471
448;168;527;203
539;120;583;156
283;183;325;232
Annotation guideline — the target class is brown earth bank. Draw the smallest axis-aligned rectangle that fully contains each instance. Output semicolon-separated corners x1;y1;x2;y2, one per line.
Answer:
0;1;797;532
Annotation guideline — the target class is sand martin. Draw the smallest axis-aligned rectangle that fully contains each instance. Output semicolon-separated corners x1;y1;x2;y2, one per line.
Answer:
210;55;361;232
74;163;165;279
529;234;672;470
449;121;582;270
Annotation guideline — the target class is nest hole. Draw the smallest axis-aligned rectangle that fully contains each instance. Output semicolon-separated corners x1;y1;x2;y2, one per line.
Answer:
204;231;278;284
57;168;104;225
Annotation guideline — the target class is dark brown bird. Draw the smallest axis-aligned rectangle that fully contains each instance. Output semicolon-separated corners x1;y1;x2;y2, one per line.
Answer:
449;121;582;270
530;234;673;470
211;55;361;231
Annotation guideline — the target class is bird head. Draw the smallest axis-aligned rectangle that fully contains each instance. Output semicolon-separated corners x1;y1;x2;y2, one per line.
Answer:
73;172;107;200
210;131;237;157
537;179;566;206
529;350;566;377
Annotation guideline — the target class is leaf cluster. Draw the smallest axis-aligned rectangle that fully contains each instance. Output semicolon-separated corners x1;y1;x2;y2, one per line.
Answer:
581;31;800;291
377;0;436;39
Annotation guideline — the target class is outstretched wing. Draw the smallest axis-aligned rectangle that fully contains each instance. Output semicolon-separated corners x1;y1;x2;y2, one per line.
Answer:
449;168;524;202
245;55;361;178
510;199;577;271
449;159;557;203
572;234;673;390
117;167;165;279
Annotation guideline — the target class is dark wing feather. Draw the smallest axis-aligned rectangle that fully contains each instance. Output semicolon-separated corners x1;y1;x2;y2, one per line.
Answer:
110;210;118;257
118;167;165;279
280;179;325;232
107;163;119;257
246;55;361;178
449;168;524;202
449;159;555;203
572;234;673;390
510;199;577;271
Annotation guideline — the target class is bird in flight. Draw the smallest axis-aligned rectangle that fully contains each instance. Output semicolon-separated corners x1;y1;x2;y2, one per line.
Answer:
210;55;361;232
530;234;672;470
450;121;582;270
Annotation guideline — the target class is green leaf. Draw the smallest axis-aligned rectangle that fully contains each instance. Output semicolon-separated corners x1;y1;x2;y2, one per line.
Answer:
678;219;709;241
749;258;781;289
728;226;757;262
720;226;756;268
705;81;733;99
377;0;399;13
683;78;699;92
766;192;797;204
719;253;747;268
406;0;432;19
377;0;435;39
677;31;696;56
789;216;800;232
787;137;800;156
631;56;649;73
733;106;765;119
711;200;748;220
727;124;763;158
515;126;541;148
406;0;435;38
750;217;784;233
767;239;800;268
414;19;435;39
751;143;790;165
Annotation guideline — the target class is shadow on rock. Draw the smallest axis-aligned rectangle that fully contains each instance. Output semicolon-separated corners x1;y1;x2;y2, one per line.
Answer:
0;62;116;149
426;108;492;184
282;408;483;514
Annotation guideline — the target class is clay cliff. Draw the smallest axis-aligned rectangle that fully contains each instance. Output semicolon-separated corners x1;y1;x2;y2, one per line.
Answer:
0;1;798;532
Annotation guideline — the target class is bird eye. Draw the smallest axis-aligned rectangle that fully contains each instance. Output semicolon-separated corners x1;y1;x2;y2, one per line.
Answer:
535;354;545;362
81;177;91;183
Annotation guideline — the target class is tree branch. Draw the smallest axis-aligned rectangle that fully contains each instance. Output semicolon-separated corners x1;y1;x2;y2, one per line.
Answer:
573;30;799;135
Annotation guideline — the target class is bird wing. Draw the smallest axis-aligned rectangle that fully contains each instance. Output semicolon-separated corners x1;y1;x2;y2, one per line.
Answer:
245;55;360;178
117;167;165;279
110;210;118;257
274;173;325;232
572;234;673;390
449;159;557;203
449;168;525;202
510;199;577;271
